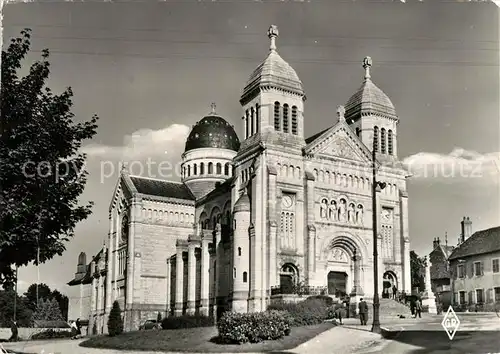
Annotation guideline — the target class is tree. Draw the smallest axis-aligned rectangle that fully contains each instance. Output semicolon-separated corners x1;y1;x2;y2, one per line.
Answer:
0;289;32;327
107;300;123;337
410;250;427;293
0;29;99;288
31;298;64;322
23;283;69;320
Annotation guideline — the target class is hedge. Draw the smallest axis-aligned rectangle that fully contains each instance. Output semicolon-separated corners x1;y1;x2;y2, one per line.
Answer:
217;310;291;344
31;329;72;340
161;314;214;329
268;297;330;326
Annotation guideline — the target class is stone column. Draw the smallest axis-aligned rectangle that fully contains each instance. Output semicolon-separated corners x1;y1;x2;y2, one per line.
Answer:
200;236;210;316
214;226;222;316
267;166;278;288
305;171;316;285
248;224;259;312
350;252;364;296
187;243;196;314
175;247;184;316
114;207;120;299
422;257;437;314
166;258;171;316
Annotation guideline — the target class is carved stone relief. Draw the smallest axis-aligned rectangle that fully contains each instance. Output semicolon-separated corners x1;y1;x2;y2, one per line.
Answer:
318;197;364;226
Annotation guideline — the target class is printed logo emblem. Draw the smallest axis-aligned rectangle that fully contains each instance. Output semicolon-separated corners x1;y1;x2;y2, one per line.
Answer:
441;306;460;340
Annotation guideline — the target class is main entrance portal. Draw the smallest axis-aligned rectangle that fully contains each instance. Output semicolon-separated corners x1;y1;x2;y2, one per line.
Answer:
327;271;348;298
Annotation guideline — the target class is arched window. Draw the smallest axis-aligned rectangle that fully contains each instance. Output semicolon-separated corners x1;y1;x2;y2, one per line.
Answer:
224;163;230;176
356;127;361;137
200;162;205;175
208;162;213;174
373;126;379;152
381;128;386;154
238;247;241;256
250;107;255;136
283;104;289;133
193;163;198;175
243;272;248;283
255;104;260;134
388;130;394;155
291;106;298;135
216;163;222;175
274;102;281;131
245;110;250;139
187;165;191;177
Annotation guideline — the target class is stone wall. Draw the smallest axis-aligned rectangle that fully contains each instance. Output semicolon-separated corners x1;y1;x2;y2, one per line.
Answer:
0;327;72;341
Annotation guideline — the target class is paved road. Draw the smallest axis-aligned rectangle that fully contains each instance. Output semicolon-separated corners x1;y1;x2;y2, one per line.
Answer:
358;312;500;354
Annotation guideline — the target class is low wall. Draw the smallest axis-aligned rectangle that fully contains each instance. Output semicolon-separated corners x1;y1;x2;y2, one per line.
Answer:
0;327;71;341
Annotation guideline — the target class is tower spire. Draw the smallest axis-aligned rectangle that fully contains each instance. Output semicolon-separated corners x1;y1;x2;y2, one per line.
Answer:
267;25;279;52
363;56;372;80
210;102;217;115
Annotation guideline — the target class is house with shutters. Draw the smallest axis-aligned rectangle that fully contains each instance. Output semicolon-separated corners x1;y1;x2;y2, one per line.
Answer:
429;235;454;306
448;220;500;308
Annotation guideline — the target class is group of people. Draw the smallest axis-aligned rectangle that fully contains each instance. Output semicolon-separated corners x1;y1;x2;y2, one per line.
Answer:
410;297;423;318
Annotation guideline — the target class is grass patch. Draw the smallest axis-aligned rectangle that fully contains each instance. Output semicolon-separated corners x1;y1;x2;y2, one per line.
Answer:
79;322;335;352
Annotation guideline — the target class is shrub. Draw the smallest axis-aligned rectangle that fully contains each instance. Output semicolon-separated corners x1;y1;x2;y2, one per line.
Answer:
217;310;291;344
326;303;347;319
161;314;214;330
482;302;500;312
31;329;72;340
107;301;124;337
268;298;329;326
306;295;334;306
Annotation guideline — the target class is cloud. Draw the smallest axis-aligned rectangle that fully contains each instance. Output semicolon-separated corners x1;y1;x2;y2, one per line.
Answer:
82;124;190;160
402;148;500;183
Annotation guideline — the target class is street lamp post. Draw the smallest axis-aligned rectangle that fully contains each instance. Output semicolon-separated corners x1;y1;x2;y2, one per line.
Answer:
371;141;386;334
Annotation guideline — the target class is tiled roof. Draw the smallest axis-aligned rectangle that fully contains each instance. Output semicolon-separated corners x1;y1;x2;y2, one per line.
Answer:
345;78;396;120
130;177;195;201
305;127;330;145
441;245;455;258
185;115;240;153
430;246;451;279
449;226;500;260
67;264;92;286
243;50;304;97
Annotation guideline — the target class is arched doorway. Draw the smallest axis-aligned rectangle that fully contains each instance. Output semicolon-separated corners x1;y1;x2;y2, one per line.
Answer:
327;271;348;298
279;263;298;294
383;271;397;298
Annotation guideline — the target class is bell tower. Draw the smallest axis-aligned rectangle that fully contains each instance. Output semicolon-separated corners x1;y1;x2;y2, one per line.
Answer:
239;25;306;152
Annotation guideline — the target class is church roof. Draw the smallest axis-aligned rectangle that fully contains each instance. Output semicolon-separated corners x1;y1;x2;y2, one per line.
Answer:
234;191;250;212
345;57;397;121
241;25;304;103
448;226;500;260
130;176;195;201
184;105;240;153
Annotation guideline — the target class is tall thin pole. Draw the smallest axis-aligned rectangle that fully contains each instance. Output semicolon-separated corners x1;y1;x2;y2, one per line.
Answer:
13;265;18;321
36;235;39;307
371;142;381;333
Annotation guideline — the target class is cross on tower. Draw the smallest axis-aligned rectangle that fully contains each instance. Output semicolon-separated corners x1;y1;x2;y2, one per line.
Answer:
267;25;279;51
210;102;216;114
363;56;372;79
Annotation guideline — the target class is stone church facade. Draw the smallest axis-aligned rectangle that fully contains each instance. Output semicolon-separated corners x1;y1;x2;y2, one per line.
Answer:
68;25;411;333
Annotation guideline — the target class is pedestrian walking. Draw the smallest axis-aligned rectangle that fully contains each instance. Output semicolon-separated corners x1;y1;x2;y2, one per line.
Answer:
415;298;422;318
335;303;344;325
9;319;18;342
70;320;78;339
358;298;369;325
392;285;397;299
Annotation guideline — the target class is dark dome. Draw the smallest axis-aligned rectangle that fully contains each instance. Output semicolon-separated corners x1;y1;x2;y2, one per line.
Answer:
184;115;240;153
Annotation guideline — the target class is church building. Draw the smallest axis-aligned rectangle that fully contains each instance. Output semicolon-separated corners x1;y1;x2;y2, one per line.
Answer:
68;25;411;333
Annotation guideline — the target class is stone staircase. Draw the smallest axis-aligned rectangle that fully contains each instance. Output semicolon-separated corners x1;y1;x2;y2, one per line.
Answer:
375;298;412;320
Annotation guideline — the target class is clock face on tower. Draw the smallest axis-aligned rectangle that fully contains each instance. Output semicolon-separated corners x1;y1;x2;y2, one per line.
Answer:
282;195;293;209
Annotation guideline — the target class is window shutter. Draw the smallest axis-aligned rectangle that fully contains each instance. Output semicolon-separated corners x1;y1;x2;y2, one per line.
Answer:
480;261;484;275
470;262;474;277
468;291;473;304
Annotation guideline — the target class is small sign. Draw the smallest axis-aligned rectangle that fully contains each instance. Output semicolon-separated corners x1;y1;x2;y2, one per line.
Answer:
441;306;460;340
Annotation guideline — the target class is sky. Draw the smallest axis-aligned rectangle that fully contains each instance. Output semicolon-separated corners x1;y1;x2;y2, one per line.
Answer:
2;0;499;297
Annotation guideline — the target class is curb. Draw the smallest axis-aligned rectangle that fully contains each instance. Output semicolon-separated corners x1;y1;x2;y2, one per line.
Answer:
380;326;404;340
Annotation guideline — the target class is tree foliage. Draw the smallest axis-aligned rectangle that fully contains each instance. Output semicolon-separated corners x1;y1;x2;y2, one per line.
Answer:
410;250;427;293
32;298;64;322
107;300;123;337
0;289;32;327
24;283;69;320
0;29;99;288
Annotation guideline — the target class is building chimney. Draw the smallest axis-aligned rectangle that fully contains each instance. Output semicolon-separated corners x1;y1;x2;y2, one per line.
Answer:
460;216;472;242
433;237;440;249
